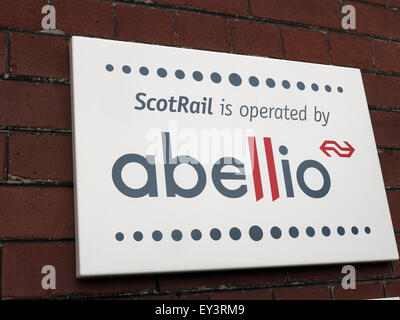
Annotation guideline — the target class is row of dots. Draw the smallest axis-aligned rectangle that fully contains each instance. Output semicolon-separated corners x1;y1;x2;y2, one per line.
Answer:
105;64;344;93
115;225;371;242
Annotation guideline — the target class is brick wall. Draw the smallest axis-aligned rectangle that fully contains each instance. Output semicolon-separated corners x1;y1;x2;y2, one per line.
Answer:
0;0;399;300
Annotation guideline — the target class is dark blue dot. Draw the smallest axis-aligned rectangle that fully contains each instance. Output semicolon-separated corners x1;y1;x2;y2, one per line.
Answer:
279;145;288;155
365;226;371;234
249;76;259;87
106;64;114;72
210;72;222;83
289;226;299;238
311;83;319;91
210;228;222;240
229;73;242;86
191;229;202;241
337;86;344;93
122;65;131;74
139;66;149;76
230;227;241;240
282;80;290;89
175;69;185;79
249;225;263;241
171;229;183;241
337;226;345;236
325;85;332;92
306;227;315;237
193;71;203;81
266;78;275;88
322;226;331;237
115;232;124;241
133;231;143;241
351;226;359;235
297;81;305;90
271;226;281;239
157;68;167;78
152;230;163;241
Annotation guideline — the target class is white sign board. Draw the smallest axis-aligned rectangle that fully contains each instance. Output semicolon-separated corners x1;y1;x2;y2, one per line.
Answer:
70;36;398;278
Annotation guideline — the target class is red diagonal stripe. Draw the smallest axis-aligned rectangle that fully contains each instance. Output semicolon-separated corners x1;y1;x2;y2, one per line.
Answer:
263;137;280;201
248;137;263;201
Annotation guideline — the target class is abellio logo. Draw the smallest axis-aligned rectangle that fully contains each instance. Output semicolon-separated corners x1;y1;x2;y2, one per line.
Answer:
112;132;331;201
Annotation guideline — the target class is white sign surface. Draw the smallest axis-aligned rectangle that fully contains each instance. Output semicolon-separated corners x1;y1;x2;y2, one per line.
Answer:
70;36;398;278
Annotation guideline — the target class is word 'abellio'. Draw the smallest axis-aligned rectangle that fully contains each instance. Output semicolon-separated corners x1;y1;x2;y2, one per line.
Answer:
112;132;331;201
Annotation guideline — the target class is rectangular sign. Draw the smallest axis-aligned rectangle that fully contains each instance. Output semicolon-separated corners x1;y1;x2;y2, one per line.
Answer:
70;36;398;278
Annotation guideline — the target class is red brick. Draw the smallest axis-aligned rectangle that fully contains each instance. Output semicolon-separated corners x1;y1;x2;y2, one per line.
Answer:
287;265;342;282
210;289;272;300
370;111;400;148
1;242;156;298
308;263;391;281
288;263;390;283
0;81;71;129
372;40;400;74
385;280;400;298
329;33;373;70
379;150;400;187
51;0;113;38
176;11;230;52
353;262;393;279
365;0;387;4
344;2;400;40
159;268;286;291
281;27;330;64
140;293;209;300
362;74;400;109
149;0;248;15
333;282;384;300
0;186;73;239
389;0;400;8
0;32;6;74
116;4;175;46
251;0;341;29
8;134;72;182
10;33;69;79
0;0;44;32
231;20;282;58
274;285;330;300
388;191;400;231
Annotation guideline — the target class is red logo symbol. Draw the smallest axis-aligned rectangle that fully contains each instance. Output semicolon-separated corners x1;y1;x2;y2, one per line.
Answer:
320;141;355;158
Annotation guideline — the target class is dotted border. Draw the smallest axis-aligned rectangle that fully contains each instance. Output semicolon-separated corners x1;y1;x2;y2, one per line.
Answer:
107;62;353;243
114;225;371;242
105;64;344;94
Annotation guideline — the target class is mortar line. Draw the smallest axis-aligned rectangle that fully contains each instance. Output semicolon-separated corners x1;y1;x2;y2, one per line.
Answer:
5;31;10;75
227;18;234;54
113;2;118;40
173;10;178;47
3;135;8;183
369;38;377;72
